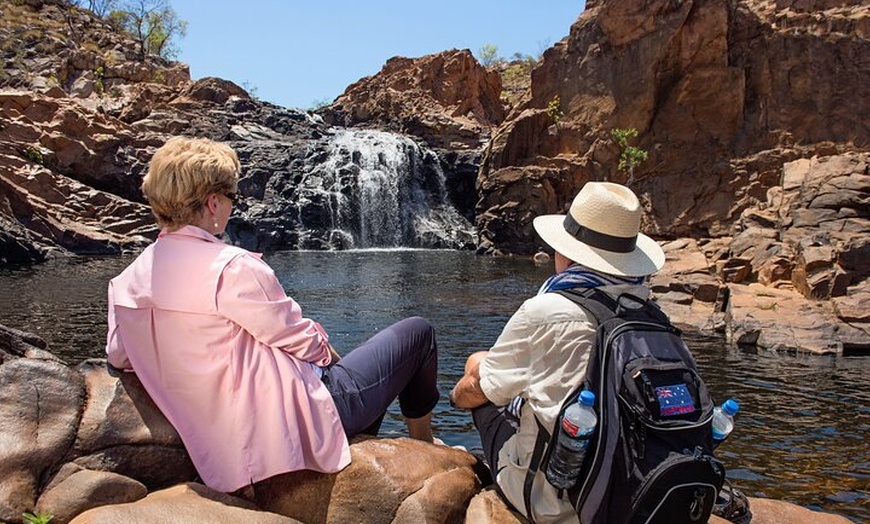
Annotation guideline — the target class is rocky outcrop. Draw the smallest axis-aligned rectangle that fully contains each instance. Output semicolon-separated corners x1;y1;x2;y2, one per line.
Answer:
476;0;869;254
321;49;505;152
0;0;189;99
0;90;160;262
0;1;478;260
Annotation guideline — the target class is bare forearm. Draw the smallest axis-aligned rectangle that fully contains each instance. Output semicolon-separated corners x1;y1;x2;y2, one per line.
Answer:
449;351;490;410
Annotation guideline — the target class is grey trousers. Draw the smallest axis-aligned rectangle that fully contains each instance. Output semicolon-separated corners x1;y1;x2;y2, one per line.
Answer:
321;316;440;437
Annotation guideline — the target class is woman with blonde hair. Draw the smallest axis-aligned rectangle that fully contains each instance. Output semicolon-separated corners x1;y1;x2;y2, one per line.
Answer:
107;136;441;493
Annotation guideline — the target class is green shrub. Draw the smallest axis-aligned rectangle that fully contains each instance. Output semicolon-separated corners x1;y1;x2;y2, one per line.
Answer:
153;68;166;84
94;65;104;95
610;128;648;186
477;44;501;68
22;146;44;165
546;95;563;124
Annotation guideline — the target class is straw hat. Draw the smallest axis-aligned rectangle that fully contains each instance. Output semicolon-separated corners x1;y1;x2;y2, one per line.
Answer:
533;182;665;277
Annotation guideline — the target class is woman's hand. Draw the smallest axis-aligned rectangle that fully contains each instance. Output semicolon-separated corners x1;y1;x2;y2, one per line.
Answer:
327;343;342;365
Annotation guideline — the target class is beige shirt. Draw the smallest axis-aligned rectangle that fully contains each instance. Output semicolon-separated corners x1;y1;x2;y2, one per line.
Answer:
479;284;650;524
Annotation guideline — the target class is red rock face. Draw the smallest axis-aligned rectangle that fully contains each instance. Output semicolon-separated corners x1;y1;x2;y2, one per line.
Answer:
476;0;869;254
321;49;506;150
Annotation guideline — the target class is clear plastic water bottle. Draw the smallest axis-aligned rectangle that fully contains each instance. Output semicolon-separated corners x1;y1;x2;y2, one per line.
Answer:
712;398;739;447
545;390;597;489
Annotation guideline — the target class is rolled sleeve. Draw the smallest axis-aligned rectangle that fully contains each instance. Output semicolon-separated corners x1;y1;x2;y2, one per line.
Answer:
105;281;133;371
217;254;331;366
479;303;533;406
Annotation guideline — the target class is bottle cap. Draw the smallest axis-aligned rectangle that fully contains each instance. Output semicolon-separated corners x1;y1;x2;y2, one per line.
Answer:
722;398;739;416
579;390;596;406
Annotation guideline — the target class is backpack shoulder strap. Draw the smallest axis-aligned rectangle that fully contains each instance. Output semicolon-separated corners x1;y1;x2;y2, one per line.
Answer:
522;416;551;522
555;287;619;325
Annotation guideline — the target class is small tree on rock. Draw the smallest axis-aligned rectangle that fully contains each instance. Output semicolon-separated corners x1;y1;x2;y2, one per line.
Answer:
611;128;648;187
109;0;187;60
477;44;501;68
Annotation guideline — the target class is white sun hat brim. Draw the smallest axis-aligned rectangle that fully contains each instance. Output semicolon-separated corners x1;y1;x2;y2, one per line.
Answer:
533;214;665;277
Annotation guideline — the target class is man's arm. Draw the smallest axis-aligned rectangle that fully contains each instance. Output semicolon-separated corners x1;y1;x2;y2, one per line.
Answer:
449;351;490;410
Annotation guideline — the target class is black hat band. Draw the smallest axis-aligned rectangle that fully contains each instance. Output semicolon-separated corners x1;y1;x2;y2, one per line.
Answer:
563;213;637;253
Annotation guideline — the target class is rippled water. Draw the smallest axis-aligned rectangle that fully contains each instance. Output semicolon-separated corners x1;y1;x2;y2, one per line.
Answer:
0;251;867;522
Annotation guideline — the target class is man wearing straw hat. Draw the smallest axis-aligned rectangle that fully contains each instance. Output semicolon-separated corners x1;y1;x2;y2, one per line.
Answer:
449;182;665;523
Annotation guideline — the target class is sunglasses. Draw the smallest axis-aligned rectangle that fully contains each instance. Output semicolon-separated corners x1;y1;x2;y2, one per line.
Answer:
224;192;239;204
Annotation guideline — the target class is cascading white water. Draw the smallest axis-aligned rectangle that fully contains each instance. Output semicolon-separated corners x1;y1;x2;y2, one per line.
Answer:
299;129;476;250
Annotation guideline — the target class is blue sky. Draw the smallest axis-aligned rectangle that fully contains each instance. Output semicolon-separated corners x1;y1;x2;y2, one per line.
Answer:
174;1;587;110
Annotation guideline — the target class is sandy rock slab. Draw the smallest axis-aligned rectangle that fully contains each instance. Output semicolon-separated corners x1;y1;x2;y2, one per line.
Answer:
250;437;484;524
68;483;301;524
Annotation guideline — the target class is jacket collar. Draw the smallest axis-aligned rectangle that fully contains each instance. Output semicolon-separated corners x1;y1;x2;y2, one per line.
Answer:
158;225;223;244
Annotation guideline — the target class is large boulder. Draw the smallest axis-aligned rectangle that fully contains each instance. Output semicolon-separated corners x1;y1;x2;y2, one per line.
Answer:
36;466;148;524
0;355;84;522
250;438;482;524
0;325;485;524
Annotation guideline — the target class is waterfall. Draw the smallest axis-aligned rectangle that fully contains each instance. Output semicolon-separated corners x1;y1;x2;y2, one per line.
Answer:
295;129;476;250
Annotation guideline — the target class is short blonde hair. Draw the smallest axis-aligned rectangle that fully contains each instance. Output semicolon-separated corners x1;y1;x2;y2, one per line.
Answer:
141;136;240;229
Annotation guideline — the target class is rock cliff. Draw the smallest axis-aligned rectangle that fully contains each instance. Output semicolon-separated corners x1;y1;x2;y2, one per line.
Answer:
321;49;505;152
475;0;868;253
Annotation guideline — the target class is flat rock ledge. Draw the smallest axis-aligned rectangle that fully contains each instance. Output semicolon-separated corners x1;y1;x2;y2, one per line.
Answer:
651;236;869;355
0;325;854;524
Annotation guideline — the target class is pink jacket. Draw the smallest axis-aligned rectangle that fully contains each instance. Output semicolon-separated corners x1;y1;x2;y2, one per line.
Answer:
106;225;351;492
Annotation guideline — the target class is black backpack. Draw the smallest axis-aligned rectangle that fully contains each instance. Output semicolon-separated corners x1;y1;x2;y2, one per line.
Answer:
522;288;726;524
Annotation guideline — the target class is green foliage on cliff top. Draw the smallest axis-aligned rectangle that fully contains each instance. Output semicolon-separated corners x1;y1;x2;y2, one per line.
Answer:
107;0;187;60
475;44;538;106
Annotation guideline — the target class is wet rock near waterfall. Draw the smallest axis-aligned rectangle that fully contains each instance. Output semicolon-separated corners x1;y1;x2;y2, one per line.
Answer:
225;128;477;253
